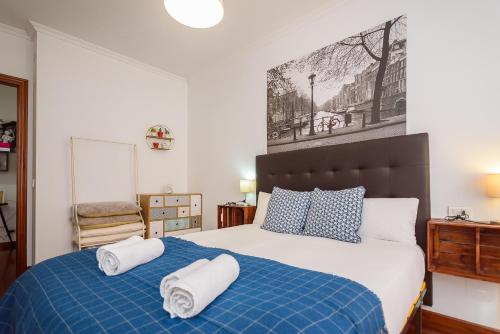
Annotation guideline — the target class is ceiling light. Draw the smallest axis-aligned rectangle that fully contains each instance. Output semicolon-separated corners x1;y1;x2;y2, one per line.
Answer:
164;0;224;29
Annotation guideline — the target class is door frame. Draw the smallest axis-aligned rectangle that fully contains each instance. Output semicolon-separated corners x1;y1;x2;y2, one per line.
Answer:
0;73;28;275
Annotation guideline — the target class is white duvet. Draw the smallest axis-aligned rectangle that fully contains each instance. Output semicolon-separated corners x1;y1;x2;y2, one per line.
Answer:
180;224;425;334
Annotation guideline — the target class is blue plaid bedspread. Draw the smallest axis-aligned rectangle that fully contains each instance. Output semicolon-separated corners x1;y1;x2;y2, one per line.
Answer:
0;238;387;334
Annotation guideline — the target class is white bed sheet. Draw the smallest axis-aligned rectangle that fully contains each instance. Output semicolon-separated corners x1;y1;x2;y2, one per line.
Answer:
180;224;425;334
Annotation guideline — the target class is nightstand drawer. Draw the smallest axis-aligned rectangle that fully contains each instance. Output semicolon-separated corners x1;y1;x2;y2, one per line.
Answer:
148;220;163;238
150;207;177;220
434;226;476;274
149;196;164;207
178;206;190;217
165;195;190;206
479;229;500;276
165;218;189;231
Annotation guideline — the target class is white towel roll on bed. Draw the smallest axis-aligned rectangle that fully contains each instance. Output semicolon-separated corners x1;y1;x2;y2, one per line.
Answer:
160;259;210;298
100;238;165;276
163;254;240;319
96;235;144;270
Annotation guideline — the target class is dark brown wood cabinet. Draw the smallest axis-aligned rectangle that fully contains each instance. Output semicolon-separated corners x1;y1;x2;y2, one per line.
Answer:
217;205;256;229
427;219;500;283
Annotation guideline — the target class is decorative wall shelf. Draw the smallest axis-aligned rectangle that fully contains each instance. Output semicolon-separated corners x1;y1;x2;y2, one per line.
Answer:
146;125;175;151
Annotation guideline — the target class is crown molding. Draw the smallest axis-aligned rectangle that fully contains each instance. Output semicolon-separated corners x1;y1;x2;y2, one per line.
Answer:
0;22;32;41
29;21;186;84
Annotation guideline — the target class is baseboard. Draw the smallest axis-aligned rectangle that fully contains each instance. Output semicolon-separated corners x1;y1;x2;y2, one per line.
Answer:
422;310;500;334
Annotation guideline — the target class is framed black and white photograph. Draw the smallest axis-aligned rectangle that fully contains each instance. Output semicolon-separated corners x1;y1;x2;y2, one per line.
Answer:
267;15;407;153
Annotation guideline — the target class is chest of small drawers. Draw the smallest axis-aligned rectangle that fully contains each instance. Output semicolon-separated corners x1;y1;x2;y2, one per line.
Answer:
139;193;202;238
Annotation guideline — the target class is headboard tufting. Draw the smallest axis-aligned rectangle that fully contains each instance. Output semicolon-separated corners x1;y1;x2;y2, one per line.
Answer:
256;133;432;306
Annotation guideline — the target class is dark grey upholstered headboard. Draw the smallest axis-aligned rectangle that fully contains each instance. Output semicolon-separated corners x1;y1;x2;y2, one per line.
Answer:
256;133;432;306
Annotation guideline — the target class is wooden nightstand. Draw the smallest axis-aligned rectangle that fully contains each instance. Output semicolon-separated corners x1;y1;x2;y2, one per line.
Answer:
217;204;256;229
427;219;500;283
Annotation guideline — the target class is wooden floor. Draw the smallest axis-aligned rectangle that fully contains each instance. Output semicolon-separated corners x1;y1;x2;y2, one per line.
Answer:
0;245;16;298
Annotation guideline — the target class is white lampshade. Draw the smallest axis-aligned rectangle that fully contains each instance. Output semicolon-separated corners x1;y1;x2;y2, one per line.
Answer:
164;0;224;29
240;180;256;193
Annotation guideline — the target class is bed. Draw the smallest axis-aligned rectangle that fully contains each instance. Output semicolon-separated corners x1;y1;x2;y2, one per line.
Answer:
0;133;431;333
182;224;424;333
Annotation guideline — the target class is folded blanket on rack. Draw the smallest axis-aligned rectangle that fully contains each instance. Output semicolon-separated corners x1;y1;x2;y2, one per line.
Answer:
100;238;165;276
77;201;141;218
159;259;210;298
80;231;144;249
163;254;240;319
96;235;143;266
81;223;145;238
78;214;143;229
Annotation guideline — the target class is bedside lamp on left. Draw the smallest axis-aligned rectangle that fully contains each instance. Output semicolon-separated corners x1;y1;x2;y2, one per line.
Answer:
240;179;256;206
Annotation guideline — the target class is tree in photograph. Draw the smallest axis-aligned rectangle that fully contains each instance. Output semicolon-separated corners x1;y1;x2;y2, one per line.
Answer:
299;15;405;124
267;62;294;93
267;62;297;138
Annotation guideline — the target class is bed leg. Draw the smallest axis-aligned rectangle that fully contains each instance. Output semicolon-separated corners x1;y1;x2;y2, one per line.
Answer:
414;305;422;334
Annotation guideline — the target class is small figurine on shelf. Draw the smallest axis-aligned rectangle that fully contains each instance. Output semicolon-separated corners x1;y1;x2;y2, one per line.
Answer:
157;127;164;138
152;142;159;149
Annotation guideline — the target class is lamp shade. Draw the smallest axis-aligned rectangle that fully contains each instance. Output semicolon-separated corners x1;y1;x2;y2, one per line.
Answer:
164;0;224;29
487;174;500;198
240;180;256;193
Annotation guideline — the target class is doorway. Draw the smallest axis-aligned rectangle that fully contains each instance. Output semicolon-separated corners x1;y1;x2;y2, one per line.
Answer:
0;73;28;296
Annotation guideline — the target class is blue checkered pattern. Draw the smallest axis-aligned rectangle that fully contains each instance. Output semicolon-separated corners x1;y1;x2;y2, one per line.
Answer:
0;238;387;334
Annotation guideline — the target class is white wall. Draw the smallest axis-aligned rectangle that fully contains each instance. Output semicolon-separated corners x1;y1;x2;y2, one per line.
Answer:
187;0;500;328
33;23;188;262
0;23;35;265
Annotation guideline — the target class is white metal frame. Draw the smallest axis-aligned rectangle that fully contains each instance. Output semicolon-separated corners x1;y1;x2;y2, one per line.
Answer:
70;137;145;250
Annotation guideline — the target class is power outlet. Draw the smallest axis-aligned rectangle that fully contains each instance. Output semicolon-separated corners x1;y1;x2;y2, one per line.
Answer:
448;206;473;219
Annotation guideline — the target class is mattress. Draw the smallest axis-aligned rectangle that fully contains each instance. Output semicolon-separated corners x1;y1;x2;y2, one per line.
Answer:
181;224;425;334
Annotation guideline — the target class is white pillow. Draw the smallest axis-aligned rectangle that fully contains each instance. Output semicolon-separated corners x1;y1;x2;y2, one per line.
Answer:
358;198;419;244
252;191;271;225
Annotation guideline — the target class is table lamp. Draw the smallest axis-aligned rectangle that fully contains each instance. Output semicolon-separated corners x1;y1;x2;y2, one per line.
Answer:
240;179;256;206
487;173;500;223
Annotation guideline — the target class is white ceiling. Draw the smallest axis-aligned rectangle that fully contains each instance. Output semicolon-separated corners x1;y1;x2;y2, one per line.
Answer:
0;0;335;77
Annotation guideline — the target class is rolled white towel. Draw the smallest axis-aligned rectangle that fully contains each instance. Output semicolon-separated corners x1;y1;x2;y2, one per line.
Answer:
100;238;165;276
160;259;210;298
96;235;144;270
163;254;240;319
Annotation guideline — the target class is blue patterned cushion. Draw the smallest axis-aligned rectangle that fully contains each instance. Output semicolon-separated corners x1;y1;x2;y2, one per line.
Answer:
303;187;366;243
260;187;311;234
